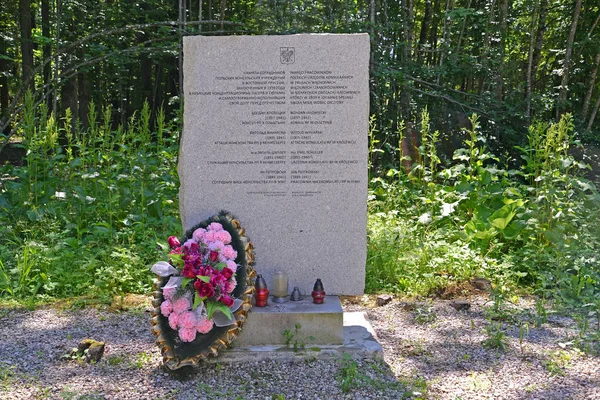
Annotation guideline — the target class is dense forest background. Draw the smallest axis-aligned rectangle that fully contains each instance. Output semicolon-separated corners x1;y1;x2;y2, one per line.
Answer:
1;0;599;162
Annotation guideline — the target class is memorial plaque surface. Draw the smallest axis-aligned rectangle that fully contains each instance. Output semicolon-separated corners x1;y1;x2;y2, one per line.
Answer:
180;34;369;295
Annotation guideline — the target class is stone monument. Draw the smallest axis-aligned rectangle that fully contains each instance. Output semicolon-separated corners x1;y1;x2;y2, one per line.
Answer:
180;34;370;302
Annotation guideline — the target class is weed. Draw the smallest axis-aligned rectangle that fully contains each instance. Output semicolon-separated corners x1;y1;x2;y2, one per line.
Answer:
130;351;152;369
106;355;125;366
482;322;508;351
413;302;437;325
196;383;237;399
534;298;548;327
336;353;360;393
401;338;428;356
282;323;315;352
519;323;530;354
542;350;573;376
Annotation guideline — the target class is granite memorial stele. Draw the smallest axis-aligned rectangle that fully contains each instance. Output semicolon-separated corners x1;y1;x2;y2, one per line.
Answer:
180;34;369;300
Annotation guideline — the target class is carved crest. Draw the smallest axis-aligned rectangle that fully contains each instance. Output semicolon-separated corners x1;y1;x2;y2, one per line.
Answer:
280;47;295;64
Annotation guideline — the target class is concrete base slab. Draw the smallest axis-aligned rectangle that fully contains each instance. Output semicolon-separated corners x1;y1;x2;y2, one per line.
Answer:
235;295;344;346
211;312;382;363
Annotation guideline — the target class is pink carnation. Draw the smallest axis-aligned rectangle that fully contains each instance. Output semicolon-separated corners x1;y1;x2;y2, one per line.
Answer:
160;299;173;317
192;228;206;242
222;245;237;260
179;327;197;342
208;222;223;231
226;260;238;272
183;238;197;249
172;296;191;314
215;230;232;244
203;230;216;243
179;311;197;329
163;286;176;300
168;313;179;330
224;278;237;293
208;241;225;253
197;318;214;334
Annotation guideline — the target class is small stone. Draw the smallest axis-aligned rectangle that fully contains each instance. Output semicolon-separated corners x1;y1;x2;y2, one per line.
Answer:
376;294;393;307
75;339;105;363
449;299;471;311
86;342;105;363
471;277;492;291
399;301;417;311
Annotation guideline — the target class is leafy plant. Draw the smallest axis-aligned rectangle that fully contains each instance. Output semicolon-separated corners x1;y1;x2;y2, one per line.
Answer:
282;323;315;352
337;353;360;393
413;302;437;325
0;100;181;302
482;322;508;351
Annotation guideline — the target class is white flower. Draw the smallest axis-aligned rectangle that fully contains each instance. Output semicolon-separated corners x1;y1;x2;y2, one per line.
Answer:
441;202;457;217
418;213;433;225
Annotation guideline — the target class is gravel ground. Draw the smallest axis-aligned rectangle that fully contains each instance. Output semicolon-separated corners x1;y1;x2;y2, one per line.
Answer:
0;295;598;400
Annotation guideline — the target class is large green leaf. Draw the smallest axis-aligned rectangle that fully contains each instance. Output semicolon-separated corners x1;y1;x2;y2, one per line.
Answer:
502;220;526;240
488;200;524;230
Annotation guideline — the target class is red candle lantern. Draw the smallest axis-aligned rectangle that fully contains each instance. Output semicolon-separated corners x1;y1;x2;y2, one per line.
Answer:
311;278;326;304
254;274;269;307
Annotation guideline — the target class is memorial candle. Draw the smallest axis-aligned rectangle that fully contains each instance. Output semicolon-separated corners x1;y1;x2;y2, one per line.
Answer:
272;271;288;303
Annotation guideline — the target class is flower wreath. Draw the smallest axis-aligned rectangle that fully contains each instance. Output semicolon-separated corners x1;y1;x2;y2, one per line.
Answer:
150;211;255;369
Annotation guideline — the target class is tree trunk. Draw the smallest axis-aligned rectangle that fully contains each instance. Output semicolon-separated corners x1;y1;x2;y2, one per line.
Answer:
140;51;153;126
582;52;600;122
153;61;164;118
437;0;454;85
60;76;78;129
587;93;600;131
557;0;582;119
19;0;34;92
77;71;90;129
53;0;61;115
178;0;184;100
455;0;472;56
42;0;51;111
0;37;9;132
370;0;375;70
220;0;225;30
527;0;548;120
198;0;203;32
428;0;441;66
400;0;414;120
417;0;432;63
494;0;508;101
526;0;539;121
477;0;497;95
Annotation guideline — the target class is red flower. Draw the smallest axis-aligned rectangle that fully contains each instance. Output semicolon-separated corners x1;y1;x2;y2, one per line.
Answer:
194;281;215;298
221;267;234;280
219;294;234;307
210;273;225;287
167;236;180;249
181;265;196;278
184;241;200;254
209;251;219;262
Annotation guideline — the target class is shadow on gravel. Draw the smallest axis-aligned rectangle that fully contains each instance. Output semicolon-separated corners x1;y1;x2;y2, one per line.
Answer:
0;307;412;399
366;300;600;400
